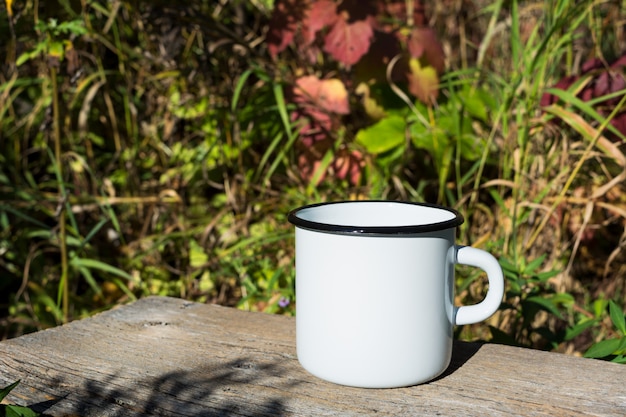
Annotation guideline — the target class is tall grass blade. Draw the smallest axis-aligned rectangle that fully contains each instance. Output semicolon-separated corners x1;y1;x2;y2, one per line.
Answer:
70;257;133;281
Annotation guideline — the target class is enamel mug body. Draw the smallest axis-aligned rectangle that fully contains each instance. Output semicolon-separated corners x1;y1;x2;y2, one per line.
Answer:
288;201;504;388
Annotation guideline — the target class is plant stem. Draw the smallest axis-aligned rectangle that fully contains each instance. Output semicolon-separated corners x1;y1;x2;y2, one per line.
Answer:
51;66;69;322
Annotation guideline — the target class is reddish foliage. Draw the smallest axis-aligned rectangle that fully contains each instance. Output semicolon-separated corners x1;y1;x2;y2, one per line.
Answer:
292;75;349;146
297;147;365;185
267;0;446;184
407;27;445;74
323;14;374;66
303;0;338;46
291;75;366;185
541;54;626;140
267;0;443;72
266;0;308;58
332;148;365;185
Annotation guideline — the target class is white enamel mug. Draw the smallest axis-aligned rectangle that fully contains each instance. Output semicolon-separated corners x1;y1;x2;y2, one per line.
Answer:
288;200;504;388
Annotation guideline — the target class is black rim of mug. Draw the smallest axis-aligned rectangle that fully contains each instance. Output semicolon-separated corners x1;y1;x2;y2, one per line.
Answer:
287;200;464;235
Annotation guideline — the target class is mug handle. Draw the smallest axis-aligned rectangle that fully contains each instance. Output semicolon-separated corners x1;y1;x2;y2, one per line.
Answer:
454;245;505;326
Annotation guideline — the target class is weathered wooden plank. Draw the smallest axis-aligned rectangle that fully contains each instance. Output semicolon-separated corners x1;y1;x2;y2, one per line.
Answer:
0;296;624;416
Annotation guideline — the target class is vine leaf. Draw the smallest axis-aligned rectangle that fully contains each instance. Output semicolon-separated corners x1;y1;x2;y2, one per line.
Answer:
407;27;445;74
323;13;374;66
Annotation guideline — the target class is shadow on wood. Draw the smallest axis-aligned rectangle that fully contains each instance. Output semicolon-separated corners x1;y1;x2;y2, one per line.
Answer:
24;357;296;416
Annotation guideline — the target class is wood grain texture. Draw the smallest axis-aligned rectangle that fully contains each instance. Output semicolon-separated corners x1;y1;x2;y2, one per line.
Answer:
0;296;624;416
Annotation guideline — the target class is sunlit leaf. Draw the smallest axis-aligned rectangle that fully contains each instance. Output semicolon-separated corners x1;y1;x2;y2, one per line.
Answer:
609;301;626;335
48;41;65;59
294;75;349;114
356;115;405;154
189;239;209;268
584;337;625;359
407;58;439;104
356;83;386;120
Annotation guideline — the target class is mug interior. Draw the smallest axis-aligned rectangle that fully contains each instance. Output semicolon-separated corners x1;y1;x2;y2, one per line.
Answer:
288;201;463;235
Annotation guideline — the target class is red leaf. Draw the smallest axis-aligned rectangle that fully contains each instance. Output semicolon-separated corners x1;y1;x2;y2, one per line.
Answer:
294;75;350;114
610;54;626;69
298;151;327;184
594;71;626;106
267;0;310;57
332;149;365;185
540;75;576;107
581;57;604;73
323;14;374;66
302;0;338;46
407;27;445;74
610;112;626;141
292;109;332;146
292;75;350;146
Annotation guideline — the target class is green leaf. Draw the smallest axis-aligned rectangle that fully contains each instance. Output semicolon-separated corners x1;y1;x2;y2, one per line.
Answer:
76;266;102;296
593;299;609;318
498;257;518;274
612;355;626;364
189;240;208;268
356;115;406;154
550;292;574;306
0;380;20;402
609;301;626;335
48;41;65;60
0;204;50;229
79;218;109;251
584;337;625;359
565;318;599;341
4;404;41;417
36;292;64;322
535;269;560;282
232;68;254;112
457;133;482;161
111;278;137;302
460;91;487;122
544;88;626;142
526;295;564;319
523;254;546;275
